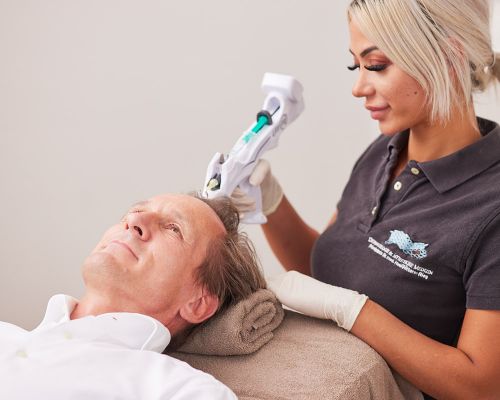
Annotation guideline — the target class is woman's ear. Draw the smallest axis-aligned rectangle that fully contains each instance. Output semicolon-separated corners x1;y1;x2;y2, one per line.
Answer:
179;289;219;324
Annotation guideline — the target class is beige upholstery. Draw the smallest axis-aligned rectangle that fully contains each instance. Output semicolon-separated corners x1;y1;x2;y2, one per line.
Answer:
169;310;423;399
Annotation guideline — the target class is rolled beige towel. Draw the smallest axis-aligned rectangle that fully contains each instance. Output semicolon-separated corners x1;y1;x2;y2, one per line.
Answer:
176;289;284;356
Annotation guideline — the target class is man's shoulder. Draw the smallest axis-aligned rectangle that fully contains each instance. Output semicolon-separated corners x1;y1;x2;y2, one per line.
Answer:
0;320;26;350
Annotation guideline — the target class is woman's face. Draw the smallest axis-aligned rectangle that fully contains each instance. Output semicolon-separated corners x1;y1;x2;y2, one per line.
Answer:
348;18;430;135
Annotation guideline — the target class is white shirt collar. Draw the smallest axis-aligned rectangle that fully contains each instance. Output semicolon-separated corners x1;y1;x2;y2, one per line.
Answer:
34;294;171;352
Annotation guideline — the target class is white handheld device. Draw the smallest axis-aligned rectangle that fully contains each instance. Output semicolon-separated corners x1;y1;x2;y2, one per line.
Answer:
202;72;305;223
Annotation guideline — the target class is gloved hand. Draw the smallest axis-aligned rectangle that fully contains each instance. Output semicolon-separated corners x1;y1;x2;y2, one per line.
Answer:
230;159;283;218
267;270;368;331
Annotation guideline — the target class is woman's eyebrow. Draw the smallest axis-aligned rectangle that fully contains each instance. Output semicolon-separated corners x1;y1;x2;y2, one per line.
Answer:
349;46;380;58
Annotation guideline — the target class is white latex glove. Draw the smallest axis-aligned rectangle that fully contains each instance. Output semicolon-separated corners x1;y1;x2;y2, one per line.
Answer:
230;159;283;217
267;270;368;331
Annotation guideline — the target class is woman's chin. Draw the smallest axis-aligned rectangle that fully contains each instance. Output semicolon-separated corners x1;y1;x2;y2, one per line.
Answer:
378;120;406;136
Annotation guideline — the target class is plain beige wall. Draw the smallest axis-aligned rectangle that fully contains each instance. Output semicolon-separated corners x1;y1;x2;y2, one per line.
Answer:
1;0;499;329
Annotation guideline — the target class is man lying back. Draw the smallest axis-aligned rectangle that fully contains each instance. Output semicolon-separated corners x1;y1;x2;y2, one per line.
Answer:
0;193;266;399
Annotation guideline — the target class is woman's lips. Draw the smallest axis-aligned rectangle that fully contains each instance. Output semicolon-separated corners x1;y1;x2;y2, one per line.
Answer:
366;105;390;120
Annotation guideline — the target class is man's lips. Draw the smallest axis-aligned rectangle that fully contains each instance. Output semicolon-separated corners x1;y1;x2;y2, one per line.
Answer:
109;240;138;260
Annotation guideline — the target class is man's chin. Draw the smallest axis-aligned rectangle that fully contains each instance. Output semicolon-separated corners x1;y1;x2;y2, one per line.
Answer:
85;249;114;264
81;251;125;282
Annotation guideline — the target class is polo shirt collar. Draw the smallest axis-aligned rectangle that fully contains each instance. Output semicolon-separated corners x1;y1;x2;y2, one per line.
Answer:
387;128;409;154
387;117;500;194
35;294;171;352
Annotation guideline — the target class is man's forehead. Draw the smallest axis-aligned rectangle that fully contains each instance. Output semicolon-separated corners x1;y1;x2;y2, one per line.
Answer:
145;193;202;211
136;194;198;218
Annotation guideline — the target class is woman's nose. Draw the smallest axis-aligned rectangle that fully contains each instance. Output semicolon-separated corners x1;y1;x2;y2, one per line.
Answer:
352;71;375;98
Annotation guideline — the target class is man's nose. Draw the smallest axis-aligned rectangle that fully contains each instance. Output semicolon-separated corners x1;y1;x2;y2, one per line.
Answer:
125;213;151;241
352;71;375;98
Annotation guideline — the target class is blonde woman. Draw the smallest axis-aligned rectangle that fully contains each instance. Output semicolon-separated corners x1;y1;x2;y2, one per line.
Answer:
234;1;500;399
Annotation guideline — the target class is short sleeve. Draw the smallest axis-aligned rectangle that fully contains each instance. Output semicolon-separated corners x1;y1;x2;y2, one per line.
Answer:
463;208;500;309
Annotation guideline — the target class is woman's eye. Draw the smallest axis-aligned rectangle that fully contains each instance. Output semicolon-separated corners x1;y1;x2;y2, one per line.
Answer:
347;64;388;72
365;64;388;72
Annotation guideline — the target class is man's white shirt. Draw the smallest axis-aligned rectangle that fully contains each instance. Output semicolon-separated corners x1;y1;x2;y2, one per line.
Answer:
0;294;237;399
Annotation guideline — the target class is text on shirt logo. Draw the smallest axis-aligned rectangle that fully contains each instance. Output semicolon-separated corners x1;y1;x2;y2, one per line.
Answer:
367;236;434;280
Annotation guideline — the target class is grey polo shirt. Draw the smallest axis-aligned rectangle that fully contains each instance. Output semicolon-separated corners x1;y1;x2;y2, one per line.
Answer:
312;117;500;347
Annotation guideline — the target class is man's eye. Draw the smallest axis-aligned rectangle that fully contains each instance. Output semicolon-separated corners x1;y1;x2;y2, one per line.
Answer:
163;223;182;236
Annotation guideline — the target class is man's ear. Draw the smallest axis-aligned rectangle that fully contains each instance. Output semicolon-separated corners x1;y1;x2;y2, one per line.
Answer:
179;289;219;324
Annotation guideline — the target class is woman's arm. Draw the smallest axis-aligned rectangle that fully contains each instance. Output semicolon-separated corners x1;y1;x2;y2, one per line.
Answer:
351;302;500;399
262;195;320;275
269;272;500;399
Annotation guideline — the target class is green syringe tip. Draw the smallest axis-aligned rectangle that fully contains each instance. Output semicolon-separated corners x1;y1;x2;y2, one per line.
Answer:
252;115;269;133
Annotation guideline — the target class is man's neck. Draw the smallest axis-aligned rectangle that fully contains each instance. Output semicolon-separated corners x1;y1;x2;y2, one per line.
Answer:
70;293;117;320
70;292;161;320
70;292;187;341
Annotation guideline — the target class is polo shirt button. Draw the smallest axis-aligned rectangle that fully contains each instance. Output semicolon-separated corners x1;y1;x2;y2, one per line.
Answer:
63;331;73;340
411;167;420;175
371;206;377;215
394;181;402;191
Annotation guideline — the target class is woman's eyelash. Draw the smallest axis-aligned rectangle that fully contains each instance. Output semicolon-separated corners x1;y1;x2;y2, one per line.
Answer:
347;64;388;72
366;64;388;71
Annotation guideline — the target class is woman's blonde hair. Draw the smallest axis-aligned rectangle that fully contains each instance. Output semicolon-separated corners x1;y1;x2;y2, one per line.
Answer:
348;0;500;123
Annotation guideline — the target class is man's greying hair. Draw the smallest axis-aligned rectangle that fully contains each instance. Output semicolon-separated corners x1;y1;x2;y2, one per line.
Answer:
348;0;500;123
190;194;267;312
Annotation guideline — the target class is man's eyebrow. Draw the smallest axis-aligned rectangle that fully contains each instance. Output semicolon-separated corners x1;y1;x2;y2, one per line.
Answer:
130;200;149;209
164;209;192;241
349;46;380;58
168;209;189;226
127;200;192;238
129;200;189;225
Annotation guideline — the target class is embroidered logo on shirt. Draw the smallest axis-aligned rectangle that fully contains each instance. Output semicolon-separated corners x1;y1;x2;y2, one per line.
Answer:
368;237;434;280
385;230;428;260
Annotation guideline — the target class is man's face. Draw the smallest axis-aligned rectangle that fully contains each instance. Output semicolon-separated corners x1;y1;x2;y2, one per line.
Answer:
82;194;226;324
